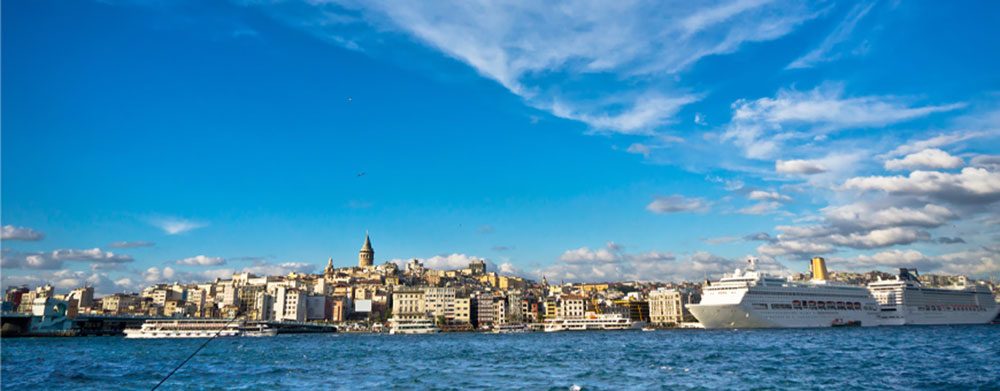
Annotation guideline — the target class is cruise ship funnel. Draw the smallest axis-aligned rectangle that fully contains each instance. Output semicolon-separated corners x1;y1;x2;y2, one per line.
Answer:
810;257;829;281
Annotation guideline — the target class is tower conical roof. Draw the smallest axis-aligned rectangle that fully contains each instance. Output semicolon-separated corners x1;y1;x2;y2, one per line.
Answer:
362;234;373;251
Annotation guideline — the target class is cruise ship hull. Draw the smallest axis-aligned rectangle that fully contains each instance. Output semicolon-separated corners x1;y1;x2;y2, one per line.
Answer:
687;303;881;329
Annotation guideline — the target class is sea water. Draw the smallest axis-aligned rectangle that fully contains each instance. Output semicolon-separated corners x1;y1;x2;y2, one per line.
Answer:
2;325;998;390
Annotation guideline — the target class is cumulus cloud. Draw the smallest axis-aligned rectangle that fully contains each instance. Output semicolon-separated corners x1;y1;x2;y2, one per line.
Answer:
970;154;1000;170
825;227;931;249
107;241;155;249
476;225;494;234
936;237;966;244
2;225;44;241
757;240;835;257
724;83;964;159
827;248;1000;277
843;167;1000;204
1;248;134;270
537;242;786;282
776;159;828;174
884;148;964;171
148;217;207;235
748;190;792;203
646;194;712;214
823;203;958;231
175;255;226;266
737;201;783;215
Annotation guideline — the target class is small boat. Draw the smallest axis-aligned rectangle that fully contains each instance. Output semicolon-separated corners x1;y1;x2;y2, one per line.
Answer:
641;326;656;332
493;323;533;334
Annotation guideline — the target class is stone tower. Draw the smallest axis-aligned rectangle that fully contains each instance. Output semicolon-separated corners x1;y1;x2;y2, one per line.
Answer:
359;234;374;268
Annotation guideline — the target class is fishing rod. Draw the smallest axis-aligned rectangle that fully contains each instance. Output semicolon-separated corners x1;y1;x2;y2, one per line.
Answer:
150;311;243;391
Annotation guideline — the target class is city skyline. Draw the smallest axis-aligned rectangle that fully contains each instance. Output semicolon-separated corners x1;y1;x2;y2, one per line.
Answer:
4;0;1000;296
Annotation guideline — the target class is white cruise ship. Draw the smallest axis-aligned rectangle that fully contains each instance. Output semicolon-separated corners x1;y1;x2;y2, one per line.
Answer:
686;257;883;329
543;312;644;332
388;317;441;335
868;268;1000;326
124;319;277;339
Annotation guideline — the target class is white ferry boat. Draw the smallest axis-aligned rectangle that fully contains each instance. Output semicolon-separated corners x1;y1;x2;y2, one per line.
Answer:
493;323;533;334
543;312;643;332
868;268;1000;326
388;317;441;335
686;257;883;329
123;319;277;339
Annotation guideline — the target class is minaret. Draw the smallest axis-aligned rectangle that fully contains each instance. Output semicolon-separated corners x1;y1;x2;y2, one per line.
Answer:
359;233;374;268
324;257;334;277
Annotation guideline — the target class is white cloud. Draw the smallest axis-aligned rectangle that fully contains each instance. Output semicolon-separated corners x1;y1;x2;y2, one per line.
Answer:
748;190;792;202
776;159;828;174
175;255;226;266
885;130;989;158
737;201;783;215
476;225;494;234
537;242;785;283
843;167;1000;204
1;248;134;270
970;155;1000;170
757;240;835;256
824;203;957;231
2;225;44;241
646;194;712;214
825;227;930;249
626;143;652;158
786;2;876;69
884;148;964;171
828;248;1000;277
259;0;819;135
724;83;965;159
149;217;207;235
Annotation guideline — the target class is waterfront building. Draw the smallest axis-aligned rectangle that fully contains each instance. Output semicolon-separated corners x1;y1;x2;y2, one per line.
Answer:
475;292;496;328
649;288;698;326
359;234;374;268
254;291;274;320
613;299;650;322
4;286;29;312
67;287;94;309
454;297;471;324
18;285;54;313
424;287;456;322
556;295;586;319
102;293;140;314
274;287;307;322
392;287;426;320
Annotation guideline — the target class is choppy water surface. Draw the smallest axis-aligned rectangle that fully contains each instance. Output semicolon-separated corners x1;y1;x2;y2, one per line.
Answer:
3;325;999;390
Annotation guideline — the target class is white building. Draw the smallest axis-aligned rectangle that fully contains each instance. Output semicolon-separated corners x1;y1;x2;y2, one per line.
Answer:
424;287;456;321
274;287;306;322
557;295;586;319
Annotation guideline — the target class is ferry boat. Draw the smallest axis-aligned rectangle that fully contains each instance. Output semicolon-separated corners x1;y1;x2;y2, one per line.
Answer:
123;319;277;339
493;323;533;334
388;317;441;335
686;257;883;329
542;312;643;332
867;268;1000;326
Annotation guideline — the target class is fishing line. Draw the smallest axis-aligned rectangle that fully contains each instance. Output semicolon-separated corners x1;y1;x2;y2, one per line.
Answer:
150;311;242;391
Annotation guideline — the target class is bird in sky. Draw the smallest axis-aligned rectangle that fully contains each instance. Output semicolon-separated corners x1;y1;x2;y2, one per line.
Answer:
357;172;365;177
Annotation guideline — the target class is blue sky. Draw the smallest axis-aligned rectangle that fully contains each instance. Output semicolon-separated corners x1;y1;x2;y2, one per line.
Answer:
3;0;1000;295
